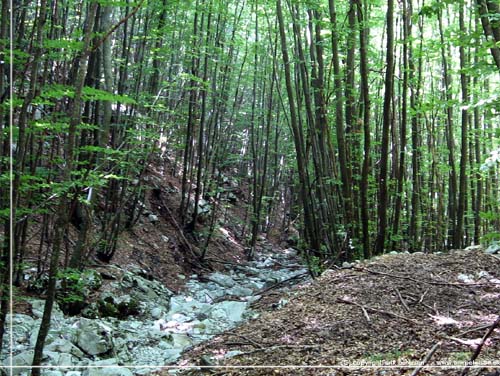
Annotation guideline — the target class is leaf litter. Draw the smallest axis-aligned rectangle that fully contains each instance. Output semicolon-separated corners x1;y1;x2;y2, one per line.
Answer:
160;249;500;376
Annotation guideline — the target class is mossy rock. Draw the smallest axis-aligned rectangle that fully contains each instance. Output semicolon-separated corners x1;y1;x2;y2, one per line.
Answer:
97;295;140;319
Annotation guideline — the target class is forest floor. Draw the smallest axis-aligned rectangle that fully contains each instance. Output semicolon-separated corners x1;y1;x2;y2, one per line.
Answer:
172;249;500;376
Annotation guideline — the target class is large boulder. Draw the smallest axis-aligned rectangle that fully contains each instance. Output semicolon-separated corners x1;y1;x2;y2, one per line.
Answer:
45;338;85;359
97;293;141;319
209;301;248;324
73;318;113;356
3;350;33;376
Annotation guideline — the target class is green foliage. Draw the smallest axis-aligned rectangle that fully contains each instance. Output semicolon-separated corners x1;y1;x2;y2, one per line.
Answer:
34;84;136;105
56;268;102;315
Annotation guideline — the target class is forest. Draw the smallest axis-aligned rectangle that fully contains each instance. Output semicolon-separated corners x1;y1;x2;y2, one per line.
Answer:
1;0;500;374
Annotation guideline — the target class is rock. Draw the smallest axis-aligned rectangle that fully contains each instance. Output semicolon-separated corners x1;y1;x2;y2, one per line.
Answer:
161;235;170;242
225;350;243;358
227;286;253;297
162;348;183;364
169;333;193;349
478;270;491;279
342;262;353;268
3;350;33;376
41;371;64;376
65;372;83;376
168;296;211;317
200;354;215;366
45;338;84;359
74;318;113;356
151;307;163;319
210;301;247;323
148;214;159;223
83;367;133;376
207;272;235;288
29;325;58;347
464;245;482;252
31;299;64;320
457;274;474;283
43;351;76;366
485;242;500;254
97;294;141;319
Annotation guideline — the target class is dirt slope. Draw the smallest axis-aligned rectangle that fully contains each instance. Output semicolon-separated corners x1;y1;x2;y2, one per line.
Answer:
174;249;500;376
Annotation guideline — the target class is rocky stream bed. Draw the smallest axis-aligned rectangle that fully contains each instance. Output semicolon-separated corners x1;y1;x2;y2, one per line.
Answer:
1;248;308;376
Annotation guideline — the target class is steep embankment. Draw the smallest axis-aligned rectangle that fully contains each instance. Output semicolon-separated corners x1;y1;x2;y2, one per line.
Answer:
175;249;500;376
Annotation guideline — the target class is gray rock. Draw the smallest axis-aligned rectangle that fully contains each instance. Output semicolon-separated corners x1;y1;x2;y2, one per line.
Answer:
43;351;75;366
83;368;133;376
31;299;64;320
41;371;64;376
74;318;113;356
148;214;159;223
169;333;192;349
485;242;500;254
151;307;163;319
227;286;253;297
225;350;243;358
45;338;84;359
207;272;235;288
3;350;33;376
209;301;247;323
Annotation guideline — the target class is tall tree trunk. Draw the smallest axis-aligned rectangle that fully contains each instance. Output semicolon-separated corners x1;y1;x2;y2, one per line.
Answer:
276;0;320;254
31;3;98;373
391;0;410;251
356;0;372;259
375;0;395;255
438;8;458;248
455;1;469;248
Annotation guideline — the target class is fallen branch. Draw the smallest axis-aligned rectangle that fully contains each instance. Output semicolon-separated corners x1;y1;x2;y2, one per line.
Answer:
394;288;410;313
336;297;418;324
336;297;371;323
460;315;500;376
232;344;320;357
409;341;441;376
226;333;264;349
354;266;495;287
255;272;309;295
158;195;201;261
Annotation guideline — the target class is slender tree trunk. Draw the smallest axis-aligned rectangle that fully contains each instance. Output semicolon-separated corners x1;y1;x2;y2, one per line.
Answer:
31;4;98;373
392;0;410;251
455;1;469;248
375;0;395;255
276;0;320;254
438;9;458;248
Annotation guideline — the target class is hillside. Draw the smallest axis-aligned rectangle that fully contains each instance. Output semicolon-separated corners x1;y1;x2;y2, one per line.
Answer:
174;249;500;376
4;0;500;375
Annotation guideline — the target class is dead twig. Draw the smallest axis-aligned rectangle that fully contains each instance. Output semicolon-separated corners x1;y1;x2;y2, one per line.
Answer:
232;344;320;357
336;297;418;324
354;266;495;287
336;297;371;323
255;272;309;295
459;324;493;336
394;288;410;313
158;195;202;261
409;341;441;376
226;333;264;349
460;315;500;376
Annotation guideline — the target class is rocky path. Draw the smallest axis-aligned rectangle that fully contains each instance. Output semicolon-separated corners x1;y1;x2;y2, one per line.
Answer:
2;246;308;376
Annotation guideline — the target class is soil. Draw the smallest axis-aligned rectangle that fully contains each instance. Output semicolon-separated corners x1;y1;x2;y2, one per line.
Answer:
170;249;500;376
